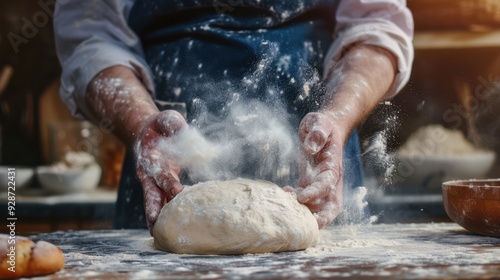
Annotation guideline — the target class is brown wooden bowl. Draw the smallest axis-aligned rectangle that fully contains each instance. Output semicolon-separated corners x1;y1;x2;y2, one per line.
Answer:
442;179;500;237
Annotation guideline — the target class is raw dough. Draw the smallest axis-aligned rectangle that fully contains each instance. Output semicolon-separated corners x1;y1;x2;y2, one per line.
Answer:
153;178;319;254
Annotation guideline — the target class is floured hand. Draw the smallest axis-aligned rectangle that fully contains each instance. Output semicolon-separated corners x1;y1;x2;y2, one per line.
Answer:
134;110;188;234
285;112;344;229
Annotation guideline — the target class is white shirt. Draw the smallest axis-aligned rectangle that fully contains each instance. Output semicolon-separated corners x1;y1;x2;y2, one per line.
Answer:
54;0;414;119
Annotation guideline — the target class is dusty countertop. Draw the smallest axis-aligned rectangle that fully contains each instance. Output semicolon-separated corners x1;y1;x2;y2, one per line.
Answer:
30;223;500;279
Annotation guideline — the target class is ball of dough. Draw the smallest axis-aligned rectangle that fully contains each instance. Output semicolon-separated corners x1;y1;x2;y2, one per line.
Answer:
153;178;319;254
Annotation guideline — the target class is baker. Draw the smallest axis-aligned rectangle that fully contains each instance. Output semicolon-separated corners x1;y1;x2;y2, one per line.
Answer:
53;0;413;233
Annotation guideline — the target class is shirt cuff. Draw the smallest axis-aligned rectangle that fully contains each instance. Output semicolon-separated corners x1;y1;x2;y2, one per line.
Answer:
324;22;414;99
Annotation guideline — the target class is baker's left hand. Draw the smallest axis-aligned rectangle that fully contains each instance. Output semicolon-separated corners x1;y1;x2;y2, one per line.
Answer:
286;111;344;228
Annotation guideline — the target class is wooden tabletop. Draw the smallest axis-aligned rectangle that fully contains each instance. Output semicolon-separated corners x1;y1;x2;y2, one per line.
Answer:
33;223;500;279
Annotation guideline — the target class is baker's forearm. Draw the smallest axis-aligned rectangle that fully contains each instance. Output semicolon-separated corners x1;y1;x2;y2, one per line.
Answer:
321;45;397;143
85;65;160;147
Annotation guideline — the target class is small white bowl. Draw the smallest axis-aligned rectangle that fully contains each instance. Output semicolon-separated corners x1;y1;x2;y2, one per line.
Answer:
0;166;35;189
36;164;102;194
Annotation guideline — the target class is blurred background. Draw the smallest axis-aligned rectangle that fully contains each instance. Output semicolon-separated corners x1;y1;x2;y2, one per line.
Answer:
0;0;499;233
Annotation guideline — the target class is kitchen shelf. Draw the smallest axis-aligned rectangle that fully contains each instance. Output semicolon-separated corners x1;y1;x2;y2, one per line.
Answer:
414;29;500;50
0;188;117;234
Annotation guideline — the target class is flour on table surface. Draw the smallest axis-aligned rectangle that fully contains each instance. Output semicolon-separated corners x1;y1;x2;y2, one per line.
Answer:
305;227;400;254
35;223;500;279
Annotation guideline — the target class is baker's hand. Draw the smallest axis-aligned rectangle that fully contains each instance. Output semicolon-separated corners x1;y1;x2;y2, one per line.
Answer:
287;112;344;228
134;110;188;234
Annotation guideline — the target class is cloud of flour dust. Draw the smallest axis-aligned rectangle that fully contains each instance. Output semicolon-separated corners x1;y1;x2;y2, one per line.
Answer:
151;38;378;226
157;97;301;186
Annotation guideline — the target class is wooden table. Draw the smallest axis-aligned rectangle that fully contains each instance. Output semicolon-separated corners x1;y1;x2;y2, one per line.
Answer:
33;223;500;279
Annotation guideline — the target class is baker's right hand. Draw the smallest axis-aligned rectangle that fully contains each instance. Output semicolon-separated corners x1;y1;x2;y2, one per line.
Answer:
134;110;188;234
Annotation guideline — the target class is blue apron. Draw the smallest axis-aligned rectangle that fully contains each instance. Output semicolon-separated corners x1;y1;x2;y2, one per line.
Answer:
114;0;364;229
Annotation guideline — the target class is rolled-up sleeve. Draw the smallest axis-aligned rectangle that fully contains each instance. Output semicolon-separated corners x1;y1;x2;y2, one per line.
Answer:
325;0;414;98
54;0;155;119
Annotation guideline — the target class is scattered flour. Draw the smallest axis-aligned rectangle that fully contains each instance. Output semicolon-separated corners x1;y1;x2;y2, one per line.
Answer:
158;99;298;186
45;223;500;279
362;109;399;185
305;227;400;254
129;270;157;280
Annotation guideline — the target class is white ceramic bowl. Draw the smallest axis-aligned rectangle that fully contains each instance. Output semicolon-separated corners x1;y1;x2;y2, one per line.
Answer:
36;164;102;194
393;151;496;192
0;166;35;189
